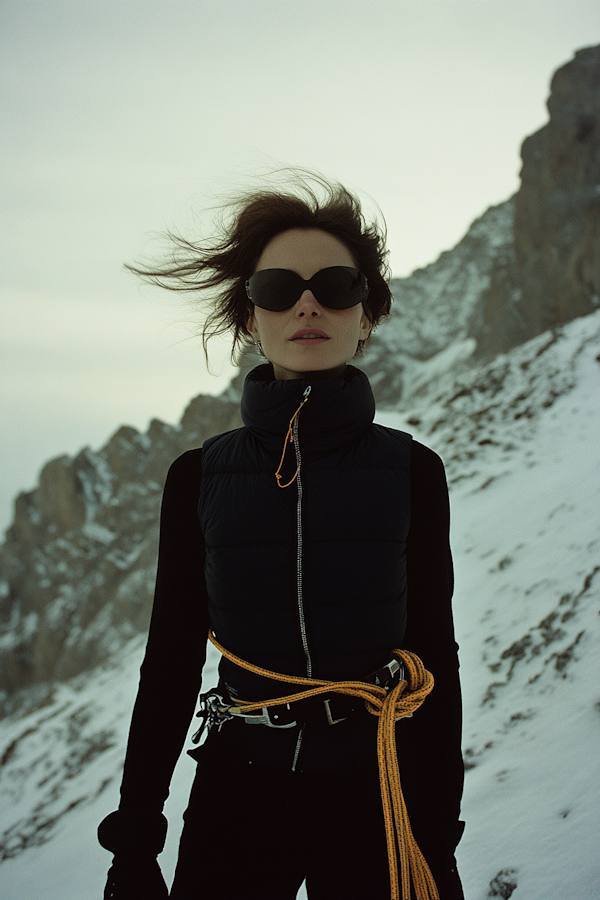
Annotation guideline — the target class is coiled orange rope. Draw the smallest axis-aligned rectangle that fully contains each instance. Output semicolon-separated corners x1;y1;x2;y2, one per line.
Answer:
208;629;439;900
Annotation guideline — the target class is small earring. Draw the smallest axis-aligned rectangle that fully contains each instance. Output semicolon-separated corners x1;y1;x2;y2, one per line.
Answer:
254;341;265;356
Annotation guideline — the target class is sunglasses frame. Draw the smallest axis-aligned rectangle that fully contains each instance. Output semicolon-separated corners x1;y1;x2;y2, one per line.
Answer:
245;266;368;312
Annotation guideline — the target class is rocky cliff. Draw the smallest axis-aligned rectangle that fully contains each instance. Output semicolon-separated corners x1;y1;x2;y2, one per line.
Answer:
481;43;600;357
1;45;599;713
0;394;242;715
361;44;600;403
361;198;515;405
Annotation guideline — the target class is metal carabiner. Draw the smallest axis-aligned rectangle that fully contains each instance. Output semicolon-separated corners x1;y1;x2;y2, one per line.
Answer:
191;689;234;744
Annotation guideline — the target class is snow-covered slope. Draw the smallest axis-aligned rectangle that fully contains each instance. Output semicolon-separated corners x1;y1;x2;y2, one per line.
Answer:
380;309;600;898
1;310;599;899
0;635;220;897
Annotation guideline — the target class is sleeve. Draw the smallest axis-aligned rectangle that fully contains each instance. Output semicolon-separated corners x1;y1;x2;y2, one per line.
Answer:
398;440;465;873
101;448;209;835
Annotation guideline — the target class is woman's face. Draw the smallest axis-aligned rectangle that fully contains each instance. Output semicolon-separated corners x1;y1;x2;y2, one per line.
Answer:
246;228;371;380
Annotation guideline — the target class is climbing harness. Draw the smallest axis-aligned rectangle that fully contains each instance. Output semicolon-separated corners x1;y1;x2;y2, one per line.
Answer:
192;656;403;740
198;628;439;900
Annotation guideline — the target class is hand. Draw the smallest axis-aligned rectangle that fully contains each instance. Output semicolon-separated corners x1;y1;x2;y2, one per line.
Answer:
103;856;168;900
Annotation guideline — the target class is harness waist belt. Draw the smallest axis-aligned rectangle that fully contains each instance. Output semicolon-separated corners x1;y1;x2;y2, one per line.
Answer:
229;656;404;728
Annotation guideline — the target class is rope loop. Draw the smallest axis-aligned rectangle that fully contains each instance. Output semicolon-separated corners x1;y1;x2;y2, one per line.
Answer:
275;387;311;488
208;630;439;900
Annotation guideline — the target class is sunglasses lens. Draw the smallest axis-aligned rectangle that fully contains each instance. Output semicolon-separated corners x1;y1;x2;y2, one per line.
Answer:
247;269;301;311
310;267;365;309
247;267;366;311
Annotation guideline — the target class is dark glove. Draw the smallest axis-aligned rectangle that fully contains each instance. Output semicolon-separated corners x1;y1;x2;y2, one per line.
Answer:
99;809;169;900
103;855;168;900
98;808;168;855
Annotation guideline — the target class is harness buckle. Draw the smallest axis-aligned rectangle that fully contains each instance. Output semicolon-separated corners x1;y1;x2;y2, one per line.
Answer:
234;703;298;729
369;657;404;689
384;658;403;686
323;698;346;725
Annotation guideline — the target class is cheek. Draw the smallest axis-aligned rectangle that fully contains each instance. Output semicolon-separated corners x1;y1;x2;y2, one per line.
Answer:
249;309;285;344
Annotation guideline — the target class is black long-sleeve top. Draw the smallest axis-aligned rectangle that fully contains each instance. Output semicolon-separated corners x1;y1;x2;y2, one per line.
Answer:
117;438;463;862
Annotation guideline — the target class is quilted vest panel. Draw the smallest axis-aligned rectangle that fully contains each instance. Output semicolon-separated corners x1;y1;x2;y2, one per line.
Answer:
197;366;412;771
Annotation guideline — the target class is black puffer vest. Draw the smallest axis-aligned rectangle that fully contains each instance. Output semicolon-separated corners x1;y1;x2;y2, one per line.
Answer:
198;364;412;772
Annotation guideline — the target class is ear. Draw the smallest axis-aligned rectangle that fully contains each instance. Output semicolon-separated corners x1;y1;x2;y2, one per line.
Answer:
359;311;372;342
246;312;260;341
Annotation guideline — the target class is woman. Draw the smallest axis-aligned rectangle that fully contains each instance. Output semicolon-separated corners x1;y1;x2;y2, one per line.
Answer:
98;176;465;900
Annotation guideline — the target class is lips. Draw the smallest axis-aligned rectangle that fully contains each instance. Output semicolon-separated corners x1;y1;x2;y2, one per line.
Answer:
290;328;330;342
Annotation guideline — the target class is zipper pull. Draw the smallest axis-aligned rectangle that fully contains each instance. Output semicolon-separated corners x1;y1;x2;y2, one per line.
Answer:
291;387;311;441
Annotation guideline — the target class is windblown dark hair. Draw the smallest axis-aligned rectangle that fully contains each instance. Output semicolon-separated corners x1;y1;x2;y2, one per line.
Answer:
126;172;392;361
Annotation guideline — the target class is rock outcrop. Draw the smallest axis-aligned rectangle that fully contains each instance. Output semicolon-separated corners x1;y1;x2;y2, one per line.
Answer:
0;394;243;715
477;44;600;357
361;44;600;403
360;199;515;405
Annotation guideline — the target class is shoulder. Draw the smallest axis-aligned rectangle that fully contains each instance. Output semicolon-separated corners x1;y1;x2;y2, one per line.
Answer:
369;424;412;465
409;441;450;528
411;440;446;478
169;447;202;476
159;450;205;531
162;449;204;502
372;423;412;445
202;426;246;454
202;426;252;474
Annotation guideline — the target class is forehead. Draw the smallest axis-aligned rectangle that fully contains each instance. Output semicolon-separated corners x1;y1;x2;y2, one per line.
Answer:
255;228;355;278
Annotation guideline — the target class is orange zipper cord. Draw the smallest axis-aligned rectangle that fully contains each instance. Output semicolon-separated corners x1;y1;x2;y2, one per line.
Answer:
275;387;311;488
208;629;439;900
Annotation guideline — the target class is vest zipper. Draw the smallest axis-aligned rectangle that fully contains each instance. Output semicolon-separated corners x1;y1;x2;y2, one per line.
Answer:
291;385;311;771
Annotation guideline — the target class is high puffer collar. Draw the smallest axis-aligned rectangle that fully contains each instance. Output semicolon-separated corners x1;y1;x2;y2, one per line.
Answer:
240;363;376;459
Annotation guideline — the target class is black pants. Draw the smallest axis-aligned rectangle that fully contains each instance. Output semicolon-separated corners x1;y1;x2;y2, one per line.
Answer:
170;734;463;900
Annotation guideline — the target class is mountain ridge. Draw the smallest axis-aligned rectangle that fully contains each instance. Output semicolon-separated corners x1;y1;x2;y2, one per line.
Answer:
1;44;599;712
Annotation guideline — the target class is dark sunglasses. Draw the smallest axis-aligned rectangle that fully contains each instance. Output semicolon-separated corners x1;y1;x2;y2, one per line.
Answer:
245;266;368;312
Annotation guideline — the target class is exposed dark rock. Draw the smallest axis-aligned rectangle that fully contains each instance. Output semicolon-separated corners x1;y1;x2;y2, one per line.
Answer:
360;199;514;405
0;394;242;716
478;44;600;358
481;566;599;706
488;868;518;898
362;45;600;406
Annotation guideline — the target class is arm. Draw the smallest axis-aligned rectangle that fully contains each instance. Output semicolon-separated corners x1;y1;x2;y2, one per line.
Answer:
119;448;208;810
399;440;464;889
98;449;209;893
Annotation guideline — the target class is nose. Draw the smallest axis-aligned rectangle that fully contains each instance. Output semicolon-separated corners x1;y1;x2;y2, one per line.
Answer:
295;290;322;317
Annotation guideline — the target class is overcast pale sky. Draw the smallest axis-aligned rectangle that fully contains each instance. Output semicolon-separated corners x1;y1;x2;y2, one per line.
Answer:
1;0;599;532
